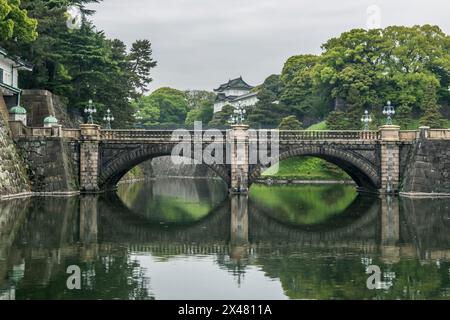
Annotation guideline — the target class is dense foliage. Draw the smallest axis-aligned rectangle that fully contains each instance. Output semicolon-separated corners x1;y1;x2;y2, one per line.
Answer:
278;115;303;130
208;25;449;130
0;0;37;42
0;0;156;128
1;1;448;131
275;25;450;129
133;88;215;127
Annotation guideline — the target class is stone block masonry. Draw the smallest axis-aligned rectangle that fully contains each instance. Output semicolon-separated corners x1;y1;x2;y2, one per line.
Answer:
21;90;82;128
79;124;101;193
80;141;99;192
401;138;450;195
0;96;31;197
15;137;80;193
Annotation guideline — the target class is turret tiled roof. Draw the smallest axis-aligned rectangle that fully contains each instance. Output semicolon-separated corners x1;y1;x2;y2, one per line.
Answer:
214;76;254;92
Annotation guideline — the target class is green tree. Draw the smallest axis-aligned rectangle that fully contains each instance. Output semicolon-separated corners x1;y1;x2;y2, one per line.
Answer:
247;74;287;128
129;39;157;94
0;0;37;42
132;95;160;126
184;90;215;125
280;54;331;125
309;25;450;129
185;101;213;126
134;88;189;125
208;104;234;127
0;0;157;128
419;83;446;128
186;90;215;109
278;116;303;130
396;105;413;129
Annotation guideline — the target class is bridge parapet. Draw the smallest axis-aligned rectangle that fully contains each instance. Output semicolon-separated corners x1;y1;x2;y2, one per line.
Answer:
277;130;380;141
9;120;81;140
428;129;450;140
100;129;229;141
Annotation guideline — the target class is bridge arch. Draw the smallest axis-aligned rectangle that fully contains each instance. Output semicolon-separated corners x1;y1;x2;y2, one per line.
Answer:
98;144;230;191
249;145;380;191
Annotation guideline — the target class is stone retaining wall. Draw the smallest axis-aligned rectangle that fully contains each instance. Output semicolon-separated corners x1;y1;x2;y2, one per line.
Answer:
0;96;30;197
15;137;79;193
401;139;450;194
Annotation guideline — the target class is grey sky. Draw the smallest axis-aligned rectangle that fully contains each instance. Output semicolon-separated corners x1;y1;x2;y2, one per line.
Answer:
89;0;450;92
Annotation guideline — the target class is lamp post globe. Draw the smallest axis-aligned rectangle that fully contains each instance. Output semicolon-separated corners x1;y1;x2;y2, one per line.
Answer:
382;101;395;126
361;110;372;131
84;99;97;124
229;103;246;125
103;108;115;129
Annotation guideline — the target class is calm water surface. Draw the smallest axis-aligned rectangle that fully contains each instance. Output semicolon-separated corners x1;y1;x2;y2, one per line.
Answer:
1;178;450;300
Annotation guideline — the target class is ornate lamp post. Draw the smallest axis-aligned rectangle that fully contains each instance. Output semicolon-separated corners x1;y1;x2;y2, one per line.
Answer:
361;110;372;131
382;101;395;126
228;104;246;125
103;108;115;129
84;99;96;124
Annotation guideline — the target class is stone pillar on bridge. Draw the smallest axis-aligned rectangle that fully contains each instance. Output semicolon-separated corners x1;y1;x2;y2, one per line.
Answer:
379;125;400;194
230;124;249;194
80;124;101;193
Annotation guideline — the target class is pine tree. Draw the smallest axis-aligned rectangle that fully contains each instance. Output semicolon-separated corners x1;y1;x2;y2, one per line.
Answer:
129;39;157;94
419;84;446;128
278;116;303;130
208;105;234;127
396;105;413;129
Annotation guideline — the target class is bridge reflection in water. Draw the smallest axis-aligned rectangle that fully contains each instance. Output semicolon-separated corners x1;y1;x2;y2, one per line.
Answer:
1;179;450;299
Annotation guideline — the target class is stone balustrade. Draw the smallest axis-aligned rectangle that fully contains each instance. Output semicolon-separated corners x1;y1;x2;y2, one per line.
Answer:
9;120;450;142
429;129;450;140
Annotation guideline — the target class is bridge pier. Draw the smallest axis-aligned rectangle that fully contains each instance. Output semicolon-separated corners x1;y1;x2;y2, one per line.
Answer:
79;195;99;245
380;196;400;263
79;124;101;193
379;125;401;194
229;195;249;261
229;124;249;194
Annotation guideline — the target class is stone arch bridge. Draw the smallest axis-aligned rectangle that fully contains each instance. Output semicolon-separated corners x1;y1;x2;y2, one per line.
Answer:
9;121;450;195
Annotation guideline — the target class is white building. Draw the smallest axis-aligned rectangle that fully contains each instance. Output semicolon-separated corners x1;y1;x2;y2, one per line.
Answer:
0;47;32;109
213;77;259;113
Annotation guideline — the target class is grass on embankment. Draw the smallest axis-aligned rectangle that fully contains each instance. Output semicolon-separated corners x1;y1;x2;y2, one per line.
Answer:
261;121;351;181
262;156;351;180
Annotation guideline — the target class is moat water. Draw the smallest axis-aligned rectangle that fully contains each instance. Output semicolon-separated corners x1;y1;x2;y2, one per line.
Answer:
1;178;450;300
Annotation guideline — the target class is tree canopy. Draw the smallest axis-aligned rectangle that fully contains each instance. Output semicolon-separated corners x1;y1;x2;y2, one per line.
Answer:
0;0;156;128
246;25;450;130
0;0;37;42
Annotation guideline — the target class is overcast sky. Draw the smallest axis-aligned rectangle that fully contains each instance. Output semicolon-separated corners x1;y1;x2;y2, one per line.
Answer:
88;0;450;92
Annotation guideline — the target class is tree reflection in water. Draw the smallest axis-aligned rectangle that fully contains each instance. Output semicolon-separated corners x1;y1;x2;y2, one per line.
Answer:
0;179;450;300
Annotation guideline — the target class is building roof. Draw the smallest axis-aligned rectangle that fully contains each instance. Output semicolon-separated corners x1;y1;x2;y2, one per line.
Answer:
0;47;33;72
232;91;258;102
215;93;237;102
214;76;254;92
0;82;21;95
